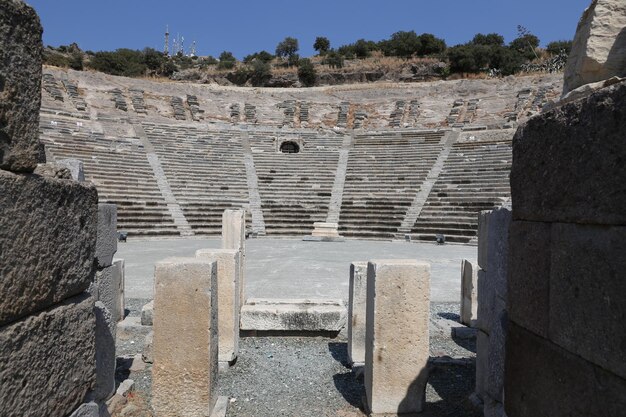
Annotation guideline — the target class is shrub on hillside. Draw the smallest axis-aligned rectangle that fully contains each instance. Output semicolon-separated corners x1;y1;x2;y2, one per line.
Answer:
314;37;330;55
244;50;274;64
297;58;317;86
323;50;344;69
250;60;272;86
275;37;299;62
218;51;237;70
546;40;573;56
89;49;147;77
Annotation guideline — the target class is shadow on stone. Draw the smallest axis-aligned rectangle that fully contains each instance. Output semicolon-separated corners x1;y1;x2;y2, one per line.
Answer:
328;342;351;368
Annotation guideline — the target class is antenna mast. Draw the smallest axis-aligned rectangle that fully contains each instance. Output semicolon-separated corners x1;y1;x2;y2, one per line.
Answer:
164;25;170;56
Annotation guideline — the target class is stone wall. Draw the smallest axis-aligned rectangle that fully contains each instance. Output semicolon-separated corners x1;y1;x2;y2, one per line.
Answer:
505;81;626;416
0;2;102;416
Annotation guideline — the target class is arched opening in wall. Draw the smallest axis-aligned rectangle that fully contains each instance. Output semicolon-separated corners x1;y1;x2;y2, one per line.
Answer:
280;141;300;154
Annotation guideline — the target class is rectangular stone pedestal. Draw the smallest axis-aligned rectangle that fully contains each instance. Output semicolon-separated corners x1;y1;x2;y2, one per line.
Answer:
152;258;218;417
196;248;241;364
460;259;478;326
222;209;246;305
348;262;368;365
365;260;430;415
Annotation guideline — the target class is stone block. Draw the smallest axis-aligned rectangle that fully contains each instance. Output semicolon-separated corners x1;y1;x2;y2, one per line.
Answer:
511;80;626;225
68;402;99;417
116;316;151;341
142;330;154;364
91;301;116;402
196;248;241;363
240;298;346;331
477;211;490;270
460;259;478;326
563;0;626;94
347;261;368;365
549;223;626;380
96;203;118;268
0;294;96;417
57;158;85;181
505;321;626;417
141;300;154;326
112;259;125;320
92;263;124;324
486;207;511;300
222;209;246;305
310;222;341;237
475;330;489;402
486;297;507;402
0;170;98;326
0;0;43;172
476;268;494;334
507;221;551;338
152;258;218;417
364;260;430;415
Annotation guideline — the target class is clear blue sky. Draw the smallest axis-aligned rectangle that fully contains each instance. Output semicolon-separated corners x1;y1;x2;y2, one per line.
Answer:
27;0;590;59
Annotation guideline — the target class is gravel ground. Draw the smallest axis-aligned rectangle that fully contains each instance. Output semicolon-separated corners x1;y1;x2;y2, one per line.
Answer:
115;301;480;417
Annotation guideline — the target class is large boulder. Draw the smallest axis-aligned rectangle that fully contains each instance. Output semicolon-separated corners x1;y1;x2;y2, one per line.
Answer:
0;0;43;172
563;0;626;95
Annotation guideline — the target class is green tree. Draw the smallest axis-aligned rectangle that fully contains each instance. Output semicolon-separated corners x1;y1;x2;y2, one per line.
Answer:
89;49;147;77
297;58;317;87
382;31;422;58
510;26;540;60
250;60;272;86
68;51;83;70
313;37;331;55
217;51;237;70
471;33;505;46
417;33;446;55
243;50;274;64
275;37;299;61
323;50;344;68
546;40;572;56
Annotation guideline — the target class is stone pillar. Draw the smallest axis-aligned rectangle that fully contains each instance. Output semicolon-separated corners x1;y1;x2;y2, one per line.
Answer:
460;259;478;326
505;81;626;416
196;248;241;364
347;262;367;366
364;260;430;415
152;258;218;417
475;207;511;414
222;209;246;305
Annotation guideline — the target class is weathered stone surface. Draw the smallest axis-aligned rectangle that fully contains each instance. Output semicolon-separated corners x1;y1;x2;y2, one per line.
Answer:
347;262;368;365
505;322;626;417
0;294;96;417
0;0;43;172
477;211;490;269
68;402;99;417
486;297;507;401
91;301;116;402
112;259;125;320
153;258;218;417
92;263;124;324
240;298;347;331
116;316;151;341
96;203;118;268
485;207;511;300
196;248;241;363
476;268;493;335
511;81;626;225
365;260;430;415
563;0;626;95
222;209;246;305
507;221;551;338
549;223;626;380
141;300;154;326
57;158;85;181
460;259;478;326
0;170;98;325
142;330;154;364
475;330;489;402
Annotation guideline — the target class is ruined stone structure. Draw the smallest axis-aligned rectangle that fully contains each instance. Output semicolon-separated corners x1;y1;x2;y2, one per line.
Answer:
504;80;626;417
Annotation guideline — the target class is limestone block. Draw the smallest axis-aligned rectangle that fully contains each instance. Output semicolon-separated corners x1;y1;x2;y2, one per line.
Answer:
196;248;241;363
92;263;124;324
475;330;489;402
563;0;626;95
222;209;246;305
511;81;626;225
486;297;507;402
485;207;511;300
57;158;85;181
347;262;368;365
112;259;125;320
116;316;152;341
364;260;430;415
476;268;494;335
141;300;154;326
142;330;154;364
549;223;626;380
91;301;116;402
0;0;43;172
240;298;346;331
152;258;218;417
0;294;96;417
311;222;340;237
0;170;98;326
505;322;626;417
96;203;118;268
477;211;490;270
68;402;99;417
460;259;478;326
507;221;551;338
